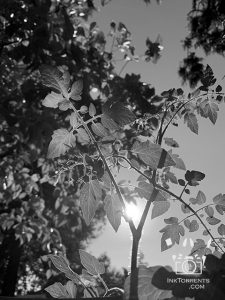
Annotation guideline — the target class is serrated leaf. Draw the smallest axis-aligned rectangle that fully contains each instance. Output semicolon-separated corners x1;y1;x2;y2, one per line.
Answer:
89;103;96;117
76;128;90;145
164;137;179;148
200;101;219;124
160;223;184;251
218;224;225;236
80;180;102;225
201;65;214;86
45;282;69;298
47;129;76;159
213;193;225;206
205;206;214;217
151;200;170;219
91;122;108;137
104;194;123;232
79;250;105;275
131;141;175;169
40;65;69;98
206;217;221;225
124;265;173;300
69;80;83;101
184;113;198;134
42;92;64;108
102;100;136;127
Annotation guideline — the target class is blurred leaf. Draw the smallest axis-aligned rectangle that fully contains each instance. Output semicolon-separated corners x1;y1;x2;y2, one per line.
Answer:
205;206;214;217
89;103;96;117
160;222;184;251
47;129;76;158
79;249;105;275
164;137;179;148
184;113;198;134
151;200;170;219
169;152;186;170
206;217;221;225
42;92;64;108
218;224;225;236
213;193;225;206
104;193;123;232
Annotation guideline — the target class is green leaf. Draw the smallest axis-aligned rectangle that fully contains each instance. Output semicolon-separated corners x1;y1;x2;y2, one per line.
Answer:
45;282;69;298
184;113;198;134
76;128;90;145
164;217;178;224
131;141;175;169
164;137;179;148
65;281;77;298
218;224;225;236
69;112;79;128
124;265;173;300
102;100;136;127
79;249;105;275
185;170;205;186
40;65;69;98
206;217;221;225
190;239;208;257
58;100;71;111
181;203;190;213
47;129;76;159
168;152;186;170
189;220;199;232
205;206;214;217
213;193;225;206
42;92;64;108
89;103;96;117
165;171;177;184
91;122;108;137
69;80;83;101
184;219;190;229
160;223;184;251
135;181;165;202
196;190;206;204
104;194;123;232
216;85;222;93
151;200;170;219
48;254;71;274
80;180;102;225
178;179;185;186
200;100;219;124
101;114;119;131
200;65;214;86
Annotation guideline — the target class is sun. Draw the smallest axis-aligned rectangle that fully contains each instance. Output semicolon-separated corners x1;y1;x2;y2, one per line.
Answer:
125;202;139;222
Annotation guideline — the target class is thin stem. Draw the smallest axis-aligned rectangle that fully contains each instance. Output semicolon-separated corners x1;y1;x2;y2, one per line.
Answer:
155;183;225;253
98;275;108;295
179;182;189;199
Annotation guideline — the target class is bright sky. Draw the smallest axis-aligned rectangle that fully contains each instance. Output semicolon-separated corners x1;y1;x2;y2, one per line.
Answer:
88;0;225;270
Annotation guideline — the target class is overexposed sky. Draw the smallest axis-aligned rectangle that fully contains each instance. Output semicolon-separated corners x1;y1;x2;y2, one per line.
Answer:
87;0;225;269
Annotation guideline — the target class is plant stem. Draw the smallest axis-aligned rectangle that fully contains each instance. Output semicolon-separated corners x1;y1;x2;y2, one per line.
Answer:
98;275;108;295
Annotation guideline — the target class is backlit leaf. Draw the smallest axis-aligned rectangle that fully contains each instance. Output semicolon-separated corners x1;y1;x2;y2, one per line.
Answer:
58;100;71;111
80;180;102;225
131;141;175;169
42;92;64;108
205;206;214;217
104;193;123;232
91;122;108;137
151;200;170;219
124;265;172;300
184;113;198;134
40;65;69;98
169;152;186;170
160;223;184;251
101;114;119;131
47;129;76;159
76;128;90;145
69;112;79;128
79;249;105;275
196;190;206;205
189;220;199;232
102;100;136;127
185;170;205;186
135;181;165;202
65;281;77;298
199;100;219;124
